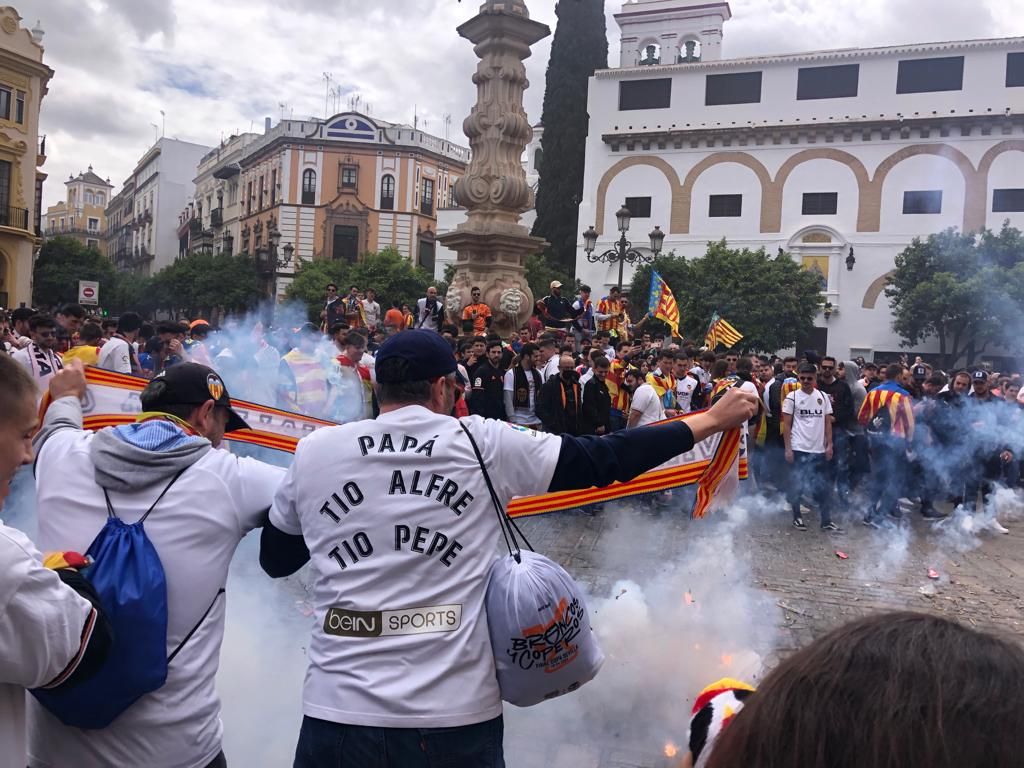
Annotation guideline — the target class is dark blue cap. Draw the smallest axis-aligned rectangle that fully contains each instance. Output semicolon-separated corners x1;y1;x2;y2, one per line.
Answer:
375;329;457;383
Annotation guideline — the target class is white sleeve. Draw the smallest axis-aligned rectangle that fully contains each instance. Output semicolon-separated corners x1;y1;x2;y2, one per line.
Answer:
630;386;654;417
503;369;515;393
469;416;562;501
0;526;92;689
268;444;303;536
233;456;287;533
11;346;30;372
781;393;795;416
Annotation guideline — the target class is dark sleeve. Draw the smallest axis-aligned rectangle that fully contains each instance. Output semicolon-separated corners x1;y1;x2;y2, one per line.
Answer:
536;381;553;427
45;569;113;689
580;380;599;429
259;520;310;578
548;420;696;492
835;383;855;425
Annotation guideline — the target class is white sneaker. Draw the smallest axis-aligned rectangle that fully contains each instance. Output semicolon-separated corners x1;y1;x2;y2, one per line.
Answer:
991;519;1010;534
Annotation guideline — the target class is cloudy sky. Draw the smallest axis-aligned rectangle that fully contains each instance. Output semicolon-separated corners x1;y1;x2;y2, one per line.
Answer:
16;0;1024;209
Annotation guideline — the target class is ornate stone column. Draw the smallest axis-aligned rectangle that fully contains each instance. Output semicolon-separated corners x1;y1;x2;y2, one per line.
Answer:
438;0;550;336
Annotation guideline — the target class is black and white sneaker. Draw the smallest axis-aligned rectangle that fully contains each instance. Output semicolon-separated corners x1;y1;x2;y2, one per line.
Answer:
793;518;808;531
821;522;844;533
862;517;880;529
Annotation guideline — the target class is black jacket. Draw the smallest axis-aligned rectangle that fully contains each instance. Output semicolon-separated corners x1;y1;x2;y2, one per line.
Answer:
818;377;855;429
581;377;612;435
537;373;582;436
469;360;506;420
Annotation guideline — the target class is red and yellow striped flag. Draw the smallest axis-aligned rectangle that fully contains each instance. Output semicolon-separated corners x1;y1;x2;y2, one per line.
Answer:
705;312;743;349
648;270;681;337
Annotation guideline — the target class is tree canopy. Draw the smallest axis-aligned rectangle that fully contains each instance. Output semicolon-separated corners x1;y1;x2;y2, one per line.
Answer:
885;224;1024;368
530;0;608;275
629;240;824;352
33;236;116;309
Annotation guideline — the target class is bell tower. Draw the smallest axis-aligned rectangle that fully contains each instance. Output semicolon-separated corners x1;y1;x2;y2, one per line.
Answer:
615;0;731;67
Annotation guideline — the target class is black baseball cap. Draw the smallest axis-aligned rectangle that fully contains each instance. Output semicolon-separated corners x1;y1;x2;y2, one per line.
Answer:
375;329;457;383
141;362;250;432
912;365;928;380
972;370;989;383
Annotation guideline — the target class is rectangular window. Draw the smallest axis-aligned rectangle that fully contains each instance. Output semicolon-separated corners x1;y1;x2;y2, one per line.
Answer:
87;217;99;232
1008;52;1024;87
258;176;264;209
896;56;964;94
0;87;10;120
705;72;762;106
246;181;253;214
624;196;652;218
619;78;672;111
797;64;859;100
993;188;1024;212
0;159;10;215
709;194;742;218
270;169;277;206
419;240;436;273
15;90;24;123
87;239;99;248
421;178;434;216
801;192;838;216
903;190;943;214
341;166;358;189
332;224;359;263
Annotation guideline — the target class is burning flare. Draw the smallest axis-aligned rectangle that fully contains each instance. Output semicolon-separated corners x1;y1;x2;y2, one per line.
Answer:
664;742;679;757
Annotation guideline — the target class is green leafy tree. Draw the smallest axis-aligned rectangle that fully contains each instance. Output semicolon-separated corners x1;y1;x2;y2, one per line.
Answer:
139;252;264;319
886;224;1024;368
531;0;608;274
630;240;823;352
286;249;438;323
33;236;116;309
525;252;574;305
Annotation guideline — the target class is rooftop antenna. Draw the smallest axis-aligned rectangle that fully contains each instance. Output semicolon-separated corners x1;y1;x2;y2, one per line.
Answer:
322;72;333;119
279;102;288;120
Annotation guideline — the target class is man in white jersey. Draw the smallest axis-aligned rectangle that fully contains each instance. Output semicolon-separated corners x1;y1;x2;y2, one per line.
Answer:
1;358;112;768
12;314;63;392
260;329;759;767
783;362;841;533
29;362;284;768
674;351;698;414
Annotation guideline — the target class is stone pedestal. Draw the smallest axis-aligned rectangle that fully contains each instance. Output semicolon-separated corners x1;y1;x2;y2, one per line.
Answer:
438;0;550;336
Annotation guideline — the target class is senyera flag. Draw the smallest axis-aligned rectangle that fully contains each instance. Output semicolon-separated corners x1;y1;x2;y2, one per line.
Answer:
46;367;747;518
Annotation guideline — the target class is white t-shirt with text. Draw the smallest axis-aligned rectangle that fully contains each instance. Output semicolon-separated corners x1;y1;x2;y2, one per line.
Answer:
503;368;540;425
676;376;698;414
269;406;562;729
629;383;665;427
782;387;833;453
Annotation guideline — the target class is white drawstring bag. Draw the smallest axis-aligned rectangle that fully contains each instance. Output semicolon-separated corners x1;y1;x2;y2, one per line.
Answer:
460;424;604;707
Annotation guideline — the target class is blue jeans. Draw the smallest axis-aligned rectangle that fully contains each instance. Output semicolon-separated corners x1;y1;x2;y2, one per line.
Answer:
787;450;832;526
293;715;505;768
867;435;905;520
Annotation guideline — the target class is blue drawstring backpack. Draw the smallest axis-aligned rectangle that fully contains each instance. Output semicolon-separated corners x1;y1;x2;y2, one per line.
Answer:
33;468;222;729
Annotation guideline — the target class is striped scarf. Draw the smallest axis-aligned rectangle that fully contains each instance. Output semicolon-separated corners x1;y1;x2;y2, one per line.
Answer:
282;349;329;416
646;370;677;410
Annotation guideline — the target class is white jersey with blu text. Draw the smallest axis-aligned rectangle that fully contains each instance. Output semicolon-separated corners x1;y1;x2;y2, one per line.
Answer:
782;387;833;453
269;406;562;729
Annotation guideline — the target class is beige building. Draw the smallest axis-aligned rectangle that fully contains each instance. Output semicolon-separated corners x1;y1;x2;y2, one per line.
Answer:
0;8;51;310
42;165;113;250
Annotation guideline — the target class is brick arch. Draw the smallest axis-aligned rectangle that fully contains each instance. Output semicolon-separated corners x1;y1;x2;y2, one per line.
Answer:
679;152;773;234
862;271;894;309
766;149;871;233
594;156;684;236
863;144;981;233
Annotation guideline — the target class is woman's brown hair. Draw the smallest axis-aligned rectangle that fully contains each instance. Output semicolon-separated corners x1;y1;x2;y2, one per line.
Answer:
706;612;1024;768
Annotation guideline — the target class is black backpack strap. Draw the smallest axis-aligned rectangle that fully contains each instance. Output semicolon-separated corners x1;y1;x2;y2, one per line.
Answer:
168;588;226;665
101;467;188;522
458;421;533;562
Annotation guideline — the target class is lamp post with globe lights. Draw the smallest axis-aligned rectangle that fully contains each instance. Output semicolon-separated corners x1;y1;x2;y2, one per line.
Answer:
581;205;665;292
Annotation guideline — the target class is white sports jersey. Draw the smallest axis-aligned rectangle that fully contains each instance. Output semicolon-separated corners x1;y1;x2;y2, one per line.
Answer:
12;343;63;391
270;405;562;728
96;337;131;374
782;387;833;453
676;376;698;414
0;524;93;768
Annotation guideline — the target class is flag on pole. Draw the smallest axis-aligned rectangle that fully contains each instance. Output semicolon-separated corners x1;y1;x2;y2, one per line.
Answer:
704;312;743;349
647;270;681;337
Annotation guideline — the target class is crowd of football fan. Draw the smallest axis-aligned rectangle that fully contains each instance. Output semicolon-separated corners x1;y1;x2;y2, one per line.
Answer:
5;277;1022;531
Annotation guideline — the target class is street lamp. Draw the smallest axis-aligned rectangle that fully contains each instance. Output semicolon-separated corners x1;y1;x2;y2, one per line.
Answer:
582;206;663;291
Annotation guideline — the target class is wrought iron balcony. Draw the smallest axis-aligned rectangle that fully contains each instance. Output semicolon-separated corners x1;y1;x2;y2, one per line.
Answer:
210;207;223;227
0;206;30;230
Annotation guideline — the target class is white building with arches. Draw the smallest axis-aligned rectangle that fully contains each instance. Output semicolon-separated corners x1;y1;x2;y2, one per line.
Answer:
575;0;1024;361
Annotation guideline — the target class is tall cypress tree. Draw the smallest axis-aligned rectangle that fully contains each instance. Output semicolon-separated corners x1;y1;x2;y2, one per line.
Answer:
531;0;608;276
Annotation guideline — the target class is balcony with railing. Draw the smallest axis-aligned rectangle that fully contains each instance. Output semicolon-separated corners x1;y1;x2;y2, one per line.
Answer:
0;206;31;232
210;207;223;227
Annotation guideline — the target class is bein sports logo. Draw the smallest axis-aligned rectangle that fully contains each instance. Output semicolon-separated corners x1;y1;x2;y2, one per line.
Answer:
323;604;462;638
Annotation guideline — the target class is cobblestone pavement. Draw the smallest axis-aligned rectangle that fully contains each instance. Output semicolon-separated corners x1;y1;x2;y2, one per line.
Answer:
502;488;1024;768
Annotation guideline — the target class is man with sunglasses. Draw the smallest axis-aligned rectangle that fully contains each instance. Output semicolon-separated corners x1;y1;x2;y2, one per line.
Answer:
321;284;346;332
11;314;63;392
783;363;842;532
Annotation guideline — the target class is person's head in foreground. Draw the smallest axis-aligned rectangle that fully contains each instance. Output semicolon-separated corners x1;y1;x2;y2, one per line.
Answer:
0;353;37;507
704;611;1024;768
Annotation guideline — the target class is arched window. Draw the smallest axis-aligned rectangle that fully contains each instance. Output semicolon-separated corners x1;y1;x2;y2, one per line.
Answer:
96;192;105;206
302;169;316;205
639;43;661;66
380;174;395;210
679;39;702;63
85;190;94;205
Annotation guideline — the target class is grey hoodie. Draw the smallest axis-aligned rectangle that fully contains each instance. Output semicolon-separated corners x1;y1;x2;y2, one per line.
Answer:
843;360;867;433
36;397;211;492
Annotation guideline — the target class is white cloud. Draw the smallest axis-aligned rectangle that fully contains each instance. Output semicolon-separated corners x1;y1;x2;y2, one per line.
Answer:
14;0;1024;208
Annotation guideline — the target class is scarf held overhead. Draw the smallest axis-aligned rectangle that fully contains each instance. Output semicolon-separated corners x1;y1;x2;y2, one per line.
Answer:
49;367;748;517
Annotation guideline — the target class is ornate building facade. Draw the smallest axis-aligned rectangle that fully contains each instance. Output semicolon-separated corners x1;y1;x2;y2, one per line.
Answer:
576;0;1024;360
235;112;467;301
42;165;112;250
0;8;50;310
